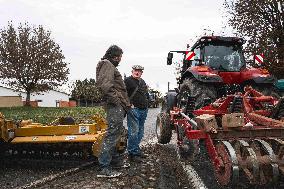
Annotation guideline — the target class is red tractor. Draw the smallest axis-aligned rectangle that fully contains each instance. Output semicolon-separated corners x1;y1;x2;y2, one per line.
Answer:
156;36;284;186
166;36;280;110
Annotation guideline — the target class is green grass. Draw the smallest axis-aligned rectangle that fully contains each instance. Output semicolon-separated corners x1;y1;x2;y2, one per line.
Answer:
0;106;105;124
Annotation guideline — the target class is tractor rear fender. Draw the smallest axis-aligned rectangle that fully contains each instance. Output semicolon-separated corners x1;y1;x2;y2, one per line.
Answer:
240;68;277;84
181;70;223;84
241;77;276;88
251;76;277;84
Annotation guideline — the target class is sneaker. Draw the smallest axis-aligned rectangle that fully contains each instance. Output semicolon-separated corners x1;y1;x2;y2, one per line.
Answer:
97;167;122;178
111;160;130;169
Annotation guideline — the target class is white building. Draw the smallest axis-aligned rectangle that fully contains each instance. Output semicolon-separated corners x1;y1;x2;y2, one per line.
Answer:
0;86;70;107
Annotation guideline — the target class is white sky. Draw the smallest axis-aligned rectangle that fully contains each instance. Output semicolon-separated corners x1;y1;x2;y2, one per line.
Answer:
0;0;234;94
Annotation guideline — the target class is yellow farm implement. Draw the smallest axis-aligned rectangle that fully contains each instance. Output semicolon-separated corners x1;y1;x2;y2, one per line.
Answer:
0;113;127;158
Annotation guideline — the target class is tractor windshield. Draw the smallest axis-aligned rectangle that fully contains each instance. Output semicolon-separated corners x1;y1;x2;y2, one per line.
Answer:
203;44;245;71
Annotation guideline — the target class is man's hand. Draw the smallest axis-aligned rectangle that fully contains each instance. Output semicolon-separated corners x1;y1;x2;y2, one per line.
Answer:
126;104;134;112
124;104;133;118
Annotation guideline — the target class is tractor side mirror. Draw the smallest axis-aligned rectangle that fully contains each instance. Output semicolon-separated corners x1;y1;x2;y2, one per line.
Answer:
167;52;173;65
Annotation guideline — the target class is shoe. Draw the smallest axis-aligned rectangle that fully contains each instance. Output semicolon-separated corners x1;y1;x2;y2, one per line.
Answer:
129;155;143;163
111;160;130;169
97;167;122;178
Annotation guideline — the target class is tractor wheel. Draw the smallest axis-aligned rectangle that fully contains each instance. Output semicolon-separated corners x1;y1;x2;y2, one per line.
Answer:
251;84;280;99
156;112;172;144
161;99;167;112
179;78;217;109
161;91;177;113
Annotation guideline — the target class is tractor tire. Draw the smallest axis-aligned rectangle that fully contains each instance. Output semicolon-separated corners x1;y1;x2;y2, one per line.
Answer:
179;78;217;109
161;91;177;113
251;84;281;99
156;112;172;144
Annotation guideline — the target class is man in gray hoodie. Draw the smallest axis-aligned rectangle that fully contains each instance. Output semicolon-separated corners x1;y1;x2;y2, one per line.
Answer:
96;45;131;178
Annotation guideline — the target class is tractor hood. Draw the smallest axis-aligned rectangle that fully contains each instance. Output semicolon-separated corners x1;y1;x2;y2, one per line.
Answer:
186;65;223;83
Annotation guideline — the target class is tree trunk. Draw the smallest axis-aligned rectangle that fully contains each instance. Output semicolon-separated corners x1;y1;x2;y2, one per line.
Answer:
276;40;284;78
77;98;80;107
25;91;31;106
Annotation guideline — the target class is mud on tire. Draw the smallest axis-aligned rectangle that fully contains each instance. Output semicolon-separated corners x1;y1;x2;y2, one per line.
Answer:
179;78;217;109
156;112;172;144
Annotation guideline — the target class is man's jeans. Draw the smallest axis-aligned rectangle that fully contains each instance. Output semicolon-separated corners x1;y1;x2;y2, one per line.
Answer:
98;104;125;168
127;107;148;156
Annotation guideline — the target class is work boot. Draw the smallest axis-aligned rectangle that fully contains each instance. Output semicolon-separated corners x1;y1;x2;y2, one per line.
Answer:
97;167;122;178
111;160;130;169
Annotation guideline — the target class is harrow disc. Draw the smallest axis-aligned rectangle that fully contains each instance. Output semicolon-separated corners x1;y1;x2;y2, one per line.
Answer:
268;138;284;175
250;139;279;184
215;141;239;186
214;138;284;186
234;140;259;184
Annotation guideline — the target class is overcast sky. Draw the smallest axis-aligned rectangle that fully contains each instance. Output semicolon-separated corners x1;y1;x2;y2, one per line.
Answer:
0;0;234;93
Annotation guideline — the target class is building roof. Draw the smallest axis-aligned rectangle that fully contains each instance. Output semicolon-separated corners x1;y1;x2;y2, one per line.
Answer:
0;85;69;96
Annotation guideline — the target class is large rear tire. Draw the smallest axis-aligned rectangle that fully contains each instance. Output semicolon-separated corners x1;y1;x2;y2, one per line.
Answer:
178;78;217;109
156;112;172;144
177;78;216;159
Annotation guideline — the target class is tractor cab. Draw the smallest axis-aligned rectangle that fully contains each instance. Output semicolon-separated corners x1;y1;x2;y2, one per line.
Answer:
192;36;246;72
166;35;279;106
167;36;246;73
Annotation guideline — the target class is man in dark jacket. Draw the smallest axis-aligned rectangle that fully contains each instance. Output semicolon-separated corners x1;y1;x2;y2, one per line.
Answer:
96;45;131;178
124;65;149;162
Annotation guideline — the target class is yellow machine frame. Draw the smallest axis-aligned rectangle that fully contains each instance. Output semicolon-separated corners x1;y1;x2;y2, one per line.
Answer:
0;113;125;157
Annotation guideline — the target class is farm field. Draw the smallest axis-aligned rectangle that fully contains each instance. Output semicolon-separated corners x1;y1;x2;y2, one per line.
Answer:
0;106;105;124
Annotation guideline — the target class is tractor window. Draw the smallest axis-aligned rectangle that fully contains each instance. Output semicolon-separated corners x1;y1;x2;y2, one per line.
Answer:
192;48;200;66
203;44;245;71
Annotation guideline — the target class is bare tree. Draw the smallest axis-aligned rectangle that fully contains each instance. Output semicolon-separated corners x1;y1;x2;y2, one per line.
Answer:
224;0;284;78
0;22;69;105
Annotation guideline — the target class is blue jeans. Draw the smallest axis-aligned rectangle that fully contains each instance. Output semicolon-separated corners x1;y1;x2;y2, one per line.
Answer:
98;104;125;168
127;108;148;156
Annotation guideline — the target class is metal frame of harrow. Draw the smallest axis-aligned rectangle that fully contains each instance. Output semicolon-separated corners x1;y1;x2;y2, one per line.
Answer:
170;87;284;185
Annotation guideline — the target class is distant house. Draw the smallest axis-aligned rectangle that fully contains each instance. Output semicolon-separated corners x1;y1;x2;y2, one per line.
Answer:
0;86;72;107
